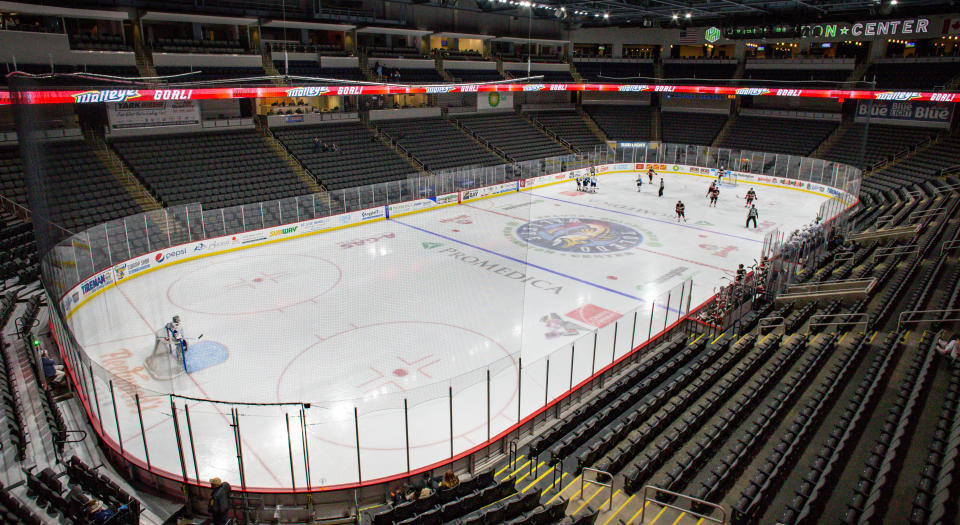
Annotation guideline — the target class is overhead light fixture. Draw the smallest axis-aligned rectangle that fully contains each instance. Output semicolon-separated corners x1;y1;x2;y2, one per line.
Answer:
685;12;692;18
672;13;679;19
603;12;609;18
890;0;897;4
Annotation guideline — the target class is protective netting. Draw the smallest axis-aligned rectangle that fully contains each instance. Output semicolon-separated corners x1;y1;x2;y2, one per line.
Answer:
13;74;862;489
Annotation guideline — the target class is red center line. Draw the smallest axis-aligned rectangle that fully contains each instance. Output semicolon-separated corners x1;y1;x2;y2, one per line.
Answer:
113;283;285;487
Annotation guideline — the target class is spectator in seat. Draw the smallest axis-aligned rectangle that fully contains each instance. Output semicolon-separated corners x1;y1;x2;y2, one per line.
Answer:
84;499;126;524
209;478;232;525
936;335;959;362
41;352;65;385
440;470;459;491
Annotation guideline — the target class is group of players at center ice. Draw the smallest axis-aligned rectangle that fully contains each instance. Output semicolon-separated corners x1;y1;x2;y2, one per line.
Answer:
577;166;761;228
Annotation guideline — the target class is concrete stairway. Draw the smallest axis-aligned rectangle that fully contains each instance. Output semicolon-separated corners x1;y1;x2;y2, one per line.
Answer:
255;119;325;193
710;112;739;148
576;106;609;143
83;131;162;213
360;119;429;174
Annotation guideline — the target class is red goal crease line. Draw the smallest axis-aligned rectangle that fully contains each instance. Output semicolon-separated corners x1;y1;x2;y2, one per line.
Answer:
0;85;958;105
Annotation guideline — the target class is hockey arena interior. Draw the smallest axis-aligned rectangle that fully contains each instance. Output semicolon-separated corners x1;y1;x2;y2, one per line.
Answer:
1;0;960;523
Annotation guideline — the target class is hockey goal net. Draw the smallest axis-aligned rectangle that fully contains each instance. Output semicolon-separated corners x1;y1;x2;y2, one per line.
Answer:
719;171;738;187
144;329;186;380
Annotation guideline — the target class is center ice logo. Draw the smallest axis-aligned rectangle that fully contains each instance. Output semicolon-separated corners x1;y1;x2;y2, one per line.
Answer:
516;218;642;254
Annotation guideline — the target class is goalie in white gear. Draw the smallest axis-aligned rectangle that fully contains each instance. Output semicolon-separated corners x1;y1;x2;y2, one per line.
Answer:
165;315;188;367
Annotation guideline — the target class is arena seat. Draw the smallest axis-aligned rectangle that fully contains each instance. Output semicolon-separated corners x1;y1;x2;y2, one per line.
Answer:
445;68;503;82
865;134;960;192
527;111;606;152
456;113;569;161
111;129;313;209
584;105;652;141
717;115;838;156
815;124;936;168
661;111;729;145
155;65;267;84
272;122;414;190
573;60;654;82
663;60;738;84
374;118;502;170
865;58;960;89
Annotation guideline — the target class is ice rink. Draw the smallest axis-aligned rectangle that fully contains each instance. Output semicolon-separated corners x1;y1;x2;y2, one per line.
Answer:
65;169;831;489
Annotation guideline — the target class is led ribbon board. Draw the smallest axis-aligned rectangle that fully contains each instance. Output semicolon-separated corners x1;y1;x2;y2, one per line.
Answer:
1;84;957;105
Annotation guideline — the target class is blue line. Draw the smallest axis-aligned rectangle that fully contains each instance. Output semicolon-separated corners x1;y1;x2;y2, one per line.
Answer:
528;192;763;244
392;218;682;315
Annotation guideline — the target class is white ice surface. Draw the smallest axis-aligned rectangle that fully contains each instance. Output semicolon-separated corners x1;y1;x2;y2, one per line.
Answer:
66;171;829;488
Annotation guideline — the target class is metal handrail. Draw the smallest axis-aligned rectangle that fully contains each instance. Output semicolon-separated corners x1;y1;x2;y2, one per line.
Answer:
941;239;960;255
898;308;960;331
808;312;871;333
640;485;726;524
871;244;920;260
581;468;613;511
758;316;784;331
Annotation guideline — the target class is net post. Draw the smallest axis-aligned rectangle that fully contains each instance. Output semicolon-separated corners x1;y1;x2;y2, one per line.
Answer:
184;403;200;483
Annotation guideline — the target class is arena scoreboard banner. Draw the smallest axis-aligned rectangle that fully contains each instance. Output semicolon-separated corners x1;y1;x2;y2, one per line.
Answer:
1;84;959;106
856;99;954;125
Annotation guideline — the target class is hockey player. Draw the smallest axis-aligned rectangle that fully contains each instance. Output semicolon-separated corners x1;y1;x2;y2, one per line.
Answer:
675;200;686;222
709;186;720;207
648;167;655;183
590;172;598;193
707;180;717;197
165;315;188;367
745;188;757;208
735;263;747;283
658;177;665;197
746;204;759;228
576;175;583;192
636;173;643;192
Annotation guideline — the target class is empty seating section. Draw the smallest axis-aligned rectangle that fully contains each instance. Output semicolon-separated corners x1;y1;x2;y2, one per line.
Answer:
0;146;27;206
866;60;960;89
717;116;837;156
273;60;318;76
1;63;141;85
437;49;485;60
584;105;651;141
154;38;247;54
574;61;655;81
375;119;502;170
528;111;605;152
367;46;424;59
505;65;574;82
394;67;443;83
867;134;960;191
743;67;851;87
155;66;266;83
446;68;503;82
661;111;728;145
1;214;37;284
272;122;413;190
111;130;311;208
815;124;935;168
663;61;738;83
457;113;568;161
70;33;131;51
29;141;140;231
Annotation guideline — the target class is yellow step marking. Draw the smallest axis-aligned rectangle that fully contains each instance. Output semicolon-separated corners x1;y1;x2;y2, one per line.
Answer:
593;489;621;518
504;458;532;480
868;330;878;344
648;505;669;525
603;493;636;525
572;485;605;516
542;471;568;495
513;461;545;484
670;512;686;525
545;473;581;505
494;455;524;478
710;331;727;344
521;464;555;492
626;500;651;524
